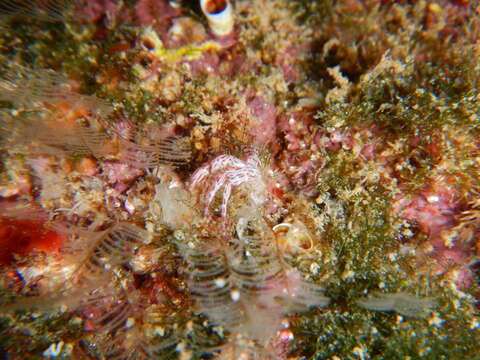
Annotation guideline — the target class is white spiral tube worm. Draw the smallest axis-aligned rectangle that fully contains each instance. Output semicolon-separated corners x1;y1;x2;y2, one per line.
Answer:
199;0;234;36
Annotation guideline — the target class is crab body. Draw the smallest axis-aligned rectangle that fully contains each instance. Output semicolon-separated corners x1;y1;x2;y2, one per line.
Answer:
189;152;268;218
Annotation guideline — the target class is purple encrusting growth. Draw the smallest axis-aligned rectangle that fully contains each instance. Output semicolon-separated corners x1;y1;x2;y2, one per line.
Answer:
0;0;479;359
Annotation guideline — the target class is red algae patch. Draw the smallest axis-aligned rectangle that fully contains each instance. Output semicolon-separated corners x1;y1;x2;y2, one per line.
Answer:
0;217;65;266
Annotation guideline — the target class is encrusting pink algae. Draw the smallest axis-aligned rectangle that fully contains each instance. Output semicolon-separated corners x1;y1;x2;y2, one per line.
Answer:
0;0;479;359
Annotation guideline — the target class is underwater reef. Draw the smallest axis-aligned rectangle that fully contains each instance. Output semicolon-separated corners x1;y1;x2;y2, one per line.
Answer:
0;0;479;359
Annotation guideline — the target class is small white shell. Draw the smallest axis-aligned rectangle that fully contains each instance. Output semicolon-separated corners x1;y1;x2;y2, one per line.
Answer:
199;0;234;36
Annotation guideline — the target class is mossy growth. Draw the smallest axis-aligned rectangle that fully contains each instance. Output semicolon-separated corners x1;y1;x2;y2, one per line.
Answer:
286;2;480;358
0;310;83;359
4;19;101;88
315;47;480;195
293;292;478;360
291;152;479;358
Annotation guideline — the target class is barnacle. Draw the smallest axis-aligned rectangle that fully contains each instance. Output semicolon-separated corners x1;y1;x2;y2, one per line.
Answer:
116;123;191;169
356;292;436;318
0;67;117;159
3;222;149;306
0;67;192;171
0;66;112;115
2;111;113;158
1;221;164;359
0;0;74;21
177;215;329;356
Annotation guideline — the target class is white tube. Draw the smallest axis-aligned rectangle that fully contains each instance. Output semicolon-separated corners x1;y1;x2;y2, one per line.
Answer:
199;0;234;36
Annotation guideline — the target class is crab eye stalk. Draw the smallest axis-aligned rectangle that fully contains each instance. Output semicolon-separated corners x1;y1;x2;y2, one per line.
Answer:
199;0;234;37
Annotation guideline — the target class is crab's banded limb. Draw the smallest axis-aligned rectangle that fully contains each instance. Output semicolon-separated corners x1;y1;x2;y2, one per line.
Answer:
204;172;229;216
189;165;211;190
221;182;233;219
210;154;246;173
